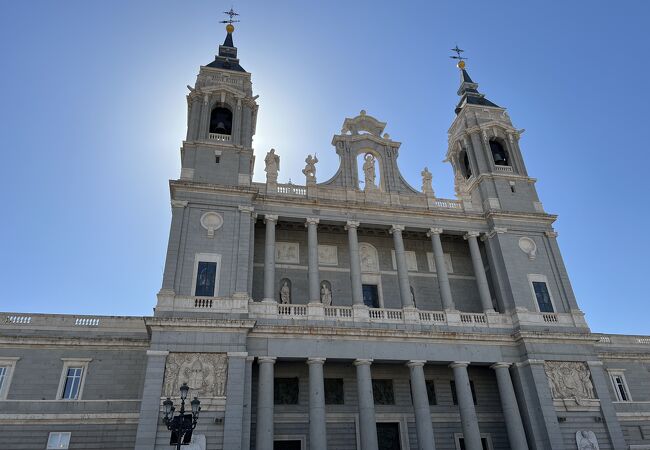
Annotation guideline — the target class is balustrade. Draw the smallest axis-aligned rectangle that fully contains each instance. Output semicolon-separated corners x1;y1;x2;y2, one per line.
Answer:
208;133;231;142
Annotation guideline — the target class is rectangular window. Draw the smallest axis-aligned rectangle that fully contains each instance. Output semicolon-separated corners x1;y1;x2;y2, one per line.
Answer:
47;432;71;449
274;378;299;405
532;281;554;312
0;367;6;394
195;261;217;296
0;357;19;400
457;437;490;450
362;284;380;308
372;379;395;405
62;367;83;400
376;422;401;450
451;380;477;405
324;378;344;405
609;371;632;401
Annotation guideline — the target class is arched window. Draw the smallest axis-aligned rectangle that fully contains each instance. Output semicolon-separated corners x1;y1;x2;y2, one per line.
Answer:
489;140;510;166
209;106;233;135
459;150;472;179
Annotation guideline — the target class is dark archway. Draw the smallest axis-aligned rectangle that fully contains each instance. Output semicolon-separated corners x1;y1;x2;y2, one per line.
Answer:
209;106;233;135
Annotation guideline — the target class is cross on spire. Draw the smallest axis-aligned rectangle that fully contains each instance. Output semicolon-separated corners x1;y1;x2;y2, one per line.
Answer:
220;8;240;25
450;45;468;62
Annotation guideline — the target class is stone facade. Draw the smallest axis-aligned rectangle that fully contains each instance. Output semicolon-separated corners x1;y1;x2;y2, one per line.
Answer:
1;26;649;450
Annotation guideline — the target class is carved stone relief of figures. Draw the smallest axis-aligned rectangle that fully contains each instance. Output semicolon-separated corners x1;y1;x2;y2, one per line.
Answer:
264;148;280;184
576;431;599;450
359;243;379;273
302;154;318;183
421;167;434;195
317;245;338;266
320;281;332;306
362;153;378;191
163;353;228;398
275;242;299;264
544;361;596;403
279;279;291;304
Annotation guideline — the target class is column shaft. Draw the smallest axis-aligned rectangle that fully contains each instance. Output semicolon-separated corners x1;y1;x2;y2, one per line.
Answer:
307;219;321;303
408;361;436;450
451;362;482;450
235;207;254;294
354;359;378;450
134;351;169;450
308;358;328;450
428;228;455;310
465;233;494;312
263;216;278;302
391;225;414;308
491;364;529;450
346;221;364;306
255;357;276;450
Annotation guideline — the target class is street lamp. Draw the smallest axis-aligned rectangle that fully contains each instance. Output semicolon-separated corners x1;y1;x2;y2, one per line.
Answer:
162;383;201;449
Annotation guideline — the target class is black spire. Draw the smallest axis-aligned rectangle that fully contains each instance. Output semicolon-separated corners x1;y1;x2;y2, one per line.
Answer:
454;66;499;114
206;10;246;72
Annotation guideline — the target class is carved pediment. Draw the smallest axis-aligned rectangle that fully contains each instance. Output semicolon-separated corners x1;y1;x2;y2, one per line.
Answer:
341;110;386;137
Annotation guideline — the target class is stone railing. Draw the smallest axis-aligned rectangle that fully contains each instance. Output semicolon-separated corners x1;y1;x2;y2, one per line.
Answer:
494;165;514;173
460;312;488;326
324;306;353;319
368;308;403;321
1;312;145;331
595;334;650;346
208;133;231;142
431;199;463;209
74;318;100;326
278;304;307;316
276;184;307;197
5;315;32;324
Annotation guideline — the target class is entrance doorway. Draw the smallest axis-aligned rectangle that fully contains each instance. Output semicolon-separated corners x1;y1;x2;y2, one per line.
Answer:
362;284;379;308
377;422;401;450
273;440;301;450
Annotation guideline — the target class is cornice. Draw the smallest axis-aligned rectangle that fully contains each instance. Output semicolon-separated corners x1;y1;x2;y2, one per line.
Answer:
145;317;256;331
0;336;150;349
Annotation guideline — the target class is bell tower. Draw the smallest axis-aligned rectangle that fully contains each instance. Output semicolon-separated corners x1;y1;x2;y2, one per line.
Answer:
446;53;544;213
180;14;258;187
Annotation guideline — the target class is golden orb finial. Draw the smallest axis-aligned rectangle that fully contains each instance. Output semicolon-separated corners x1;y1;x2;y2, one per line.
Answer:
457;60;466;69
226;23;235;33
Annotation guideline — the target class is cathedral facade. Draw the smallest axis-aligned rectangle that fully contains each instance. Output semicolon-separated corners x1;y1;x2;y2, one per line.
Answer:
1;25;650;450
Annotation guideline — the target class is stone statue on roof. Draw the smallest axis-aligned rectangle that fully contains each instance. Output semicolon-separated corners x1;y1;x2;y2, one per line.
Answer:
421;167;434;195
302;154;318;183
265;148;280;184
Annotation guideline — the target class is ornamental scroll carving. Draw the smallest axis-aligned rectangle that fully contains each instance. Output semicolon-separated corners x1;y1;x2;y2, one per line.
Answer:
544;361;596;403
163;353;228;398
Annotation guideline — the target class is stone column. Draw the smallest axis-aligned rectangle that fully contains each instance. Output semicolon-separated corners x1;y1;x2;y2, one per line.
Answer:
464;232;495;313
346;221;364;306
427;228;455;311
390;225;414;308
490;363;529;450
263;215;278;302
134;350;169;450
354;359;378;450
241;356;255;450
223;352;249;450
306;218;321;304
255;357;276;450
307;358;328;450
235;206;254;295
450;362;482;450
407;361;436;450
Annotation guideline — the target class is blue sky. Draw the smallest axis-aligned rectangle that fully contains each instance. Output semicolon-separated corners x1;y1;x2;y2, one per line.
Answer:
1;1;648;334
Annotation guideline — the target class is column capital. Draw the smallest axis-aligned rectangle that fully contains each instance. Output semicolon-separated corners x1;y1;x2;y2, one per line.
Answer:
307;357;326;365
171;200;188;208
483;227;507;240
345;220;360;230
449;361;471;369
353;358;373;366
389;224;405;234
463;231;480;240
305;217;320;226
264;214;278;224
406;360;427;368
490;362;512;370
545;230;559;238
427;227;443;237
238;205;255;214
258;356;277;364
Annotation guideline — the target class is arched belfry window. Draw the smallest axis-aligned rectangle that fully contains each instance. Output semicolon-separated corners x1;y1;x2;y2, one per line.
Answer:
459;150;472;179
489;140;510;166
209;106;233;135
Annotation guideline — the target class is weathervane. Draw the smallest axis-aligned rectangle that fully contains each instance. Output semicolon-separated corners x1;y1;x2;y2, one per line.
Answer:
220;8;240;25
450;45;468;69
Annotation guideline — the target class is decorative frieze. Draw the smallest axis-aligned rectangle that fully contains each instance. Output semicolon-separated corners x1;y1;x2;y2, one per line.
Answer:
163;353;228;398
544;361;596;403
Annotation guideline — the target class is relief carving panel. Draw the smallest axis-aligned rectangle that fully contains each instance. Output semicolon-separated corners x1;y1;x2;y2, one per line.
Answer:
163;353;228;398
318;245;338;266
275;242;299;264
544;361;596;403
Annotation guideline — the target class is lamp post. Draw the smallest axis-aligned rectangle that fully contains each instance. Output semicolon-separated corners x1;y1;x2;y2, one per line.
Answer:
162;383;201;449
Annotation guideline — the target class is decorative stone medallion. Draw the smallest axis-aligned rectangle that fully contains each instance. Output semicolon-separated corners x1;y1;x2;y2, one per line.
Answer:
275;242;299;264
163;353;228;398
200;212;224;238
518;236;537;260
544;361;596;403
